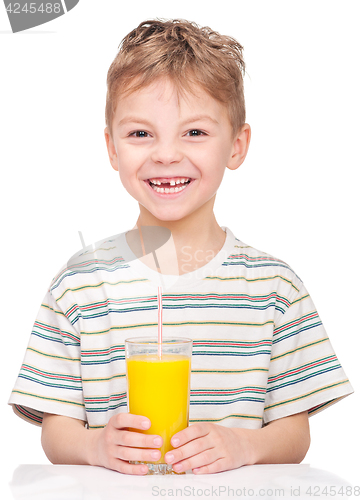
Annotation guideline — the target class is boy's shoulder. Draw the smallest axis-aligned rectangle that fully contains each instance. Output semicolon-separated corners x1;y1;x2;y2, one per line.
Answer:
227;229;303;291
51;226;173;291
49;232;131;294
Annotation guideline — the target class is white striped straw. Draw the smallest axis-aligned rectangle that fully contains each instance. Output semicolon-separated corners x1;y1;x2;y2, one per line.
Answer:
157;286;162;358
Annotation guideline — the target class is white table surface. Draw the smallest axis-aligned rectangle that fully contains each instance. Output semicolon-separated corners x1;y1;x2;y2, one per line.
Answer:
3;463;358;500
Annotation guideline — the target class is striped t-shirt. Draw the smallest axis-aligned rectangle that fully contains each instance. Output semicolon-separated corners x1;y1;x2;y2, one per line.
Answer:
9;226;353;429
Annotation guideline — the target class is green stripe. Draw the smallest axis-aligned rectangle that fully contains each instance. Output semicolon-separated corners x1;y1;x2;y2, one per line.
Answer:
265;380;349;411
55;278;150;301
27;347;80;362
192;386;264;393
12;390;85;408
269;356;337;381
81;320;275;336
83;374;126;383
14;405;42;424
271;338;328;361
192;368;268;374
275;321;323;343
204;275;300;292
19;375;80;391
267;365;341;391
190;413;262;423
22;364;81;381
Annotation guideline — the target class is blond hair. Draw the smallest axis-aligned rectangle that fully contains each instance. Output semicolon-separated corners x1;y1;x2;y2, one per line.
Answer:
105;19;246;139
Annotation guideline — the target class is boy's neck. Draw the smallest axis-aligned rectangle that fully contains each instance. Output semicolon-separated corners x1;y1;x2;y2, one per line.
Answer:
129;206;226;276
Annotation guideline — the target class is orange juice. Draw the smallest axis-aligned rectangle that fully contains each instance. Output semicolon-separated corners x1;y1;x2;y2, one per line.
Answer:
126;354;191;463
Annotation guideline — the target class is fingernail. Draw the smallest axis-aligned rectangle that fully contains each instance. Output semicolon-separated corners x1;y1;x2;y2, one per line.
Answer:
151;451;160;459
173;463;182;472
165;453;174;463
141;420;150;429
172;437;180;446
153;437;162;447
141;465;149;474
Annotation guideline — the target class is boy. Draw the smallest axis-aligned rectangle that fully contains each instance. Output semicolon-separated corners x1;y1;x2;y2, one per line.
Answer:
9;19;353;475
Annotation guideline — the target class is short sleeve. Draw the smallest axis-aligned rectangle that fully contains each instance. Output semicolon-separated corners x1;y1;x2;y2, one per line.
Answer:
8;290;86;426
263;282;353;424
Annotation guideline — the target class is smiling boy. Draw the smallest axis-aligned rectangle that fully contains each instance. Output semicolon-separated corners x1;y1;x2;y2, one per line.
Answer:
9;19;353;475
105;76;249;276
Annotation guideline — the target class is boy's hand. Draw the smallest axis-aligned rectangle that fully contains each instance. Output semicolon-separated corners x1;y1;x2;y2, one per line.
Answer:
164;411;310;474
92;413;163;475
164;423;251;474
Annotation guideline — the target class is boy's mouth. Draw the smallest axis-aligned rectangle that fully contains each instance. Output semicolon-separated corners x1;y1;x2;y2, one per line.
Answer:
145;177;192;194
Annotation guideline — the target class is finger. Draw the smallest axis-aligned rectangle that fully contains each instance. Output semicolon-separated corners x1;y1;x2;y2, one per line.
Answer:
111;413;152;431
193;459;227;475
171;423;210;448
114;429;163;449
115;445;162;463
165;436;212;464
172;448;219;474
108;458;149;475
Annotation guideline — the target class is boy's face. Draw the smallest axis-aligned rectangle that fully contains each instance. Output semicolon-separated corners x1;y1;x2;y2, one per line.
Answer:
105;78;250;224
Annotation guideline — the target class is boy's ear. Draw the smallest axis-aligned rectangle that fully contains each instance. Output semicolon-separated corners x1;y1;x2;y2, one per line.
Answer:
104;127;119;172
227;123;251;171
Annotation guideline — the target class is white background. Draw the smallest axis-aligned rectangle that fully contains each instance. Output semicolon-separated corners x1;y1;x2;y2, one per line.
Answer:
1;0;361;489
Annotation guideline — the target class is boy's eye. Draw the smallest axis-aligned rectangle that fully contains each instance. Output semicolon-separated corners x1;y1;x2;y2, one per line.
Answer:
130;130;150;138
187;129;205;137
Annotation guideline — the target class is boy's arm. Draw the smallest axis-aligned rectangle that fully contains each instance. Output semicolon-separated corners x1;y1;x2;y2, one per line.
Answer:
41;412;163;475
165;410;310;474
246;410;310;465
41;411;309;475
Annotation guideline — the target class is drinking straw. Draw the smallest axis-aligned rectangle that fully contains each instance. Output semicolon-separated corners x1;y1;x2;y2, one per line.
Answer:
78;231;86;249
157;286;163;358
137;225;165;358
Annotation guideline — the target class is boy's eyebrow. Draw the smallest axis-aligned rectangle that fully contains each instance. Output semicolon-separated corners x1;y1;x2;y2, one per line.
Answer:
117;116;153;128
117;114;219;128
181;114;219;126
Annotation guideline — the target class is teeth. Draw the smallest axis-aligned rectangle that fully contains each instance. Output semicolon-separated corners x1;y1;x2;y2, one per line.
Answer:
150;183;189;194
149;177;190;186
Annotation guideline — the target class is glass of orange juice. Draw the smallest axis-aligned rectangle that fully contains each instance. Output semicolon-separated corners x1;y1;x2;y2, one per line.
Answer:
125;336;192;475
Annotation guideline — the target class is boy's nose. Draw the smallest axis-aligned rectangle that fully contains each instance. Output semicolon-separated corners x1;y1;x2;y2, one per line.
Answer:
151;141;183;165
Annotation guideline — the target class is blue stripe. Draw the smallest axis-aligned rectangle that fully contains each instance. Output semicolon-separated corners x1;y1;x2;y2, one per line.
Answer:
222;261;293;271
267;365;342;393
193;351;271;357
31;332;80;347
81;350;272;365
18;375;82;391
85;402;127;412
190;397;264;405
51;263;131;291
77;303;286;321
273;322;323;344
